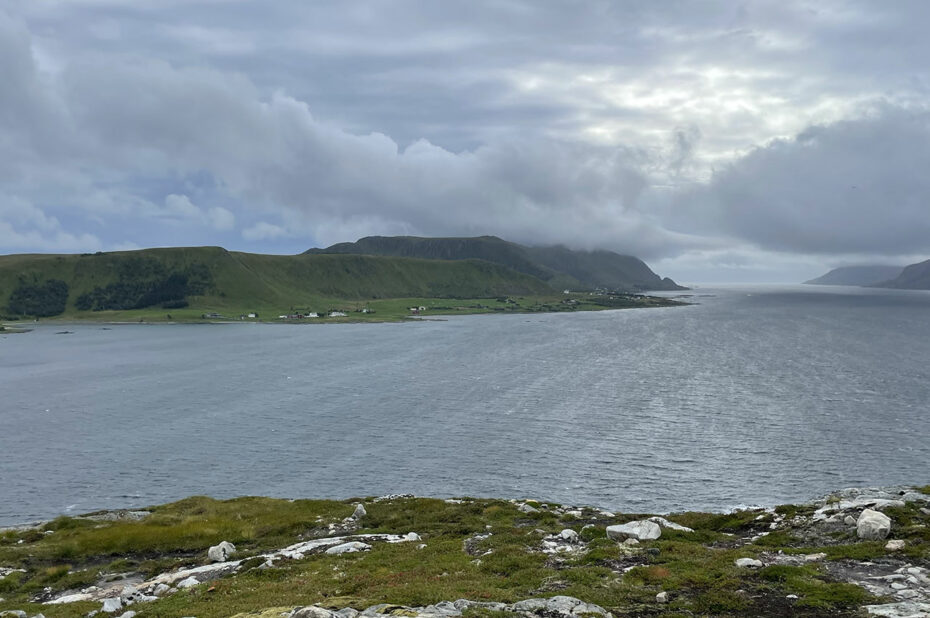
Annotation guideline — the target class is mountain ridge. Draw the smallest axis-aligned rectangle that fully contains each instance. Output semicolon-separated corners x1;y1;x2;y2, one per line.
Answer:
804;265;904;287
305;235;685;292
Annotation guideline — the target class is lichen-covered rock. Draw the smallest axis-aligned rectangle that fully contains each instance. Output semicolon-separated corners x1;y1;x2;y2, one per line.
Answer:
858;509;892;540
101;597;123;613
208;541;237;562
325;541;371;555
735;558;763;568
606;520;661;541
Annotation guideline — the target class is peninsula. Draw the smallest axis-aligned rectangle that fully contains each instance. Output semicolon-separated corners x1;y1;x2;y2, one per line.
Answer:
0;238;686;324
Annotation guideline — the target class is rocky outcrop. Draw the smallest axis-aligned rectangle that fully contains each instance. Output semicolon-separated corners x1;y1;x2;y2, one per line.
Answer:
858;509;892;540
279;595;612;618
208;540;237;562
606;520;661;541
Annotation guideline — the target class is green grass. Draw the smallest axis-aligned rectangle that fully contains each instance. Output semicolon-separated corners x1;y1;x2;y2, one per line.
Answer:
1;494;911;618
0;248;684;324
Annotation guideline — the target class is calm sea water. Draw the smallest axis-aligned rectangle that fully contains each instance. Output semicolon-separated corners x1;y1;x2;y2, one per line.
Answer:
2;284;929;525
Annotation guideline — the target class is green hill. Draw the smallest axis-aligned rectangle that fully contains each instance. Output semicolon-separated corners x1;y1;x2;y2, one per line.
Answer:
306;235;685;292
0;247;552;319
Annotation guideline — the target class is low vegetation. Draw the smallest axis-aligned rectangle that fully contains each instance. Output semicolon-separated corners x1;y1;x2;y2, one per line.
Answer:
2;491;925;617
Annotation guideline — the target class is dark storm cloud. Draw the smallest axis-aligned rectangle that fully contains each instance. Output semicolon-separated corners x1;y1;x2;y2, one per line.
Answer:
2;1;930;280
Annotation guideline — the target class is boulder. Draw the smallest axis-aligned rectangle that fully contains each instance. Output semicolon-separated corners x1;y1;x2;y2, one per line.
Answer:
518;503;539;514
648;516;694;533
208;541;237;563
351;504;367;520
559;529;579;542
656;591;669;603
101;597;123;613
606;520;661;541
325;541;371;555
0;611;26;618
858;509;892;540
176;576;200;589
153;583;171;597
885;540;906;551
404;532;421;542
844;515;857;526
291;607;336;618
735;558;763;568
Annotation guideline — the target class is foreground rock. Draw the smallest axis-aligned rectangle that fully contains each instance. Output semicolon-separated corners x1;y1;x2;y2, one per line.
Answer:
45;532;419;607
605;520;661;541
858;508;892;540
279;596;612;618
207;541;236;562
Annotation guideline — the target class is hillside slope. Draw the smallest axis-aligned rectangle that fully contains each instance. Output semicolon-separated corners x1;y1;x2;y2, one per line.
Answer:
306;235;685;291
804;265;904;286
872;258;930;290
0;247;552;318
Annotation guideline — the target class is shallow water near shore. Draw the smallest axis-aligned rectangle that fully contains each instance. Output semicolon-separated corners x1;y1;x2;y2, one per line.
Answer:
2;284;929;525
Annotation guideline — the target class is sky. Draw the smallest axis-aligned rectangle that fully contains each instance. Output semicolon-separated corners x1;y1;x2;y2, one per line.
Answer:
2;1;930;283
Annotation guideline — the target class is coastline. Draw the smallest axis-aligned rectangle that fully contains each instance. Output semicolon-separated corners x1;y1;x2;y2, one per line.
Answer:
1;485;927;618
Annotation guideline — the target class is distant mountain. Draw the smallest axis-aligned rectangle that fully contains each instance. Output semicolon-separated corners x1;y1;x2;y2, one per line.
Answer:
804;265;904;287
872;259;930;290
306;235;686;291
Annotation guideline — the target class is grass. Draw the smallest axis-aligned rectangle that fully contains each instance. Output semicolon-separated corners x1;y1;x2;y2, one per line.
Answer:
2;494;920;617
0;248;685;325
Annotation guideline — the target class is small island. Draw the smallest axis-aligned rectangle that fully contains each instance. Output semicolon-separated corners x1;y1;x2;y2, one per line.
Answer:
1;486;927;618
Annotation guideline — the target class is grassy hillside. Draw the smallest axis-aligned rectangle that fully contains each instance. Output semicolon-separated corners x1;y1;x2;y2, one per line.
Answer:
306;236;686;292
0;247;553;320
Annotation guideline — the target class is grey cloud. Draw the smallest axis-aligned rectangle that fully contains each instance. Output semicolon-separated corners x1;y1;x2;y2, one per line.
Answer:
669;106;930;255
3;1;930;278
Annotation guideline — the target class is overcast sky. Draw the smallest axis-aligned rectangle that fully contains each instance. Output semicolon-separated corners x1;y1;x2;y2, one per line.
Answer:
2;1;930;283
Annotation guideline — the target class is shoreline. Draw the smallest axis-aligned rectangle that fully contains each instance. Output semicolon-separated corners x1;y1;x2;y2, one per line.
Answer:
1;485;927;618
0;294;689;329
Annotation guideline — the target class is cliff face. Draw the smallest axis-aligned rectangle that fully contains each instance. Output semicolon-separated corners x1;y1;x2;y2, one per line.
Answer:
804;265;904;286
873;258;930;290
307;235;687;292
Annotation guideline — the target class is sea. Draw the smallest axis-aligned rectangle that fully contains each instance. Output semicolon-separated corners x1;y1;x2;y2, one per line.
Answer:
1;284;928;526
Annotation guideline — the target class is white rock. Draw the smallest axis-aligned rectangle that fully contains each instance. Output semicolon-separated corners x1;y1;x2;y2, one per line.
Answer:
0;611;26;618
291;606;336;618
606;520;661;541
891;582;908;590
885;540;906;551
101;597;123;613
404;532;421;542
787;594;798;600
858;509;892;540
153;583;171;597
845;515;857;526
208;541;236;563
621;538;640;546
325;541;371;555
559;529;579;542
351;504;367;520
655;591;669;603
176;577;200;589
118;612;137;618
518;503;539;514
865;601;930;617
735;558;763;568
648;516;694;533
